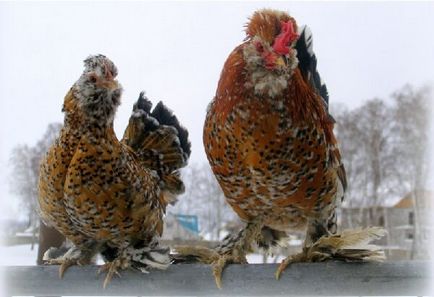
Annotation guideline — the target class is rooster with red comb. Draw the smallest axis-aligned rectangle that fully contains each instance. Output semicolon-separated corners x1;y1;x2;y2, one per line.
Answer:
176;9;385;288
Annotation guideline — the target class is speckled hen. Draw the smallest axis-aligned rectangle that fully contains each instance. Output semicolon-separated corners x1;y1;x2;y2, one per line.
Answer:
177;9;384;287
204;8;344;246
38;54;191;287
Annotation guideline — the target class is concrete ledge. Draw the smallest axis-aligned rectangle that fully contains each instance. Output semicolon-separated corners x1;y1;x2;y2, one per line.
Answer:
2;261;431;296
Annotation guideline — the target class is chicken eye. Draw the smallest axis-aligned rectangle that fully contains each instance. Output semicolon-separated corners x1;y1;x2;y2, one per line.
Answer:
88;73;97;83
254;41;264;53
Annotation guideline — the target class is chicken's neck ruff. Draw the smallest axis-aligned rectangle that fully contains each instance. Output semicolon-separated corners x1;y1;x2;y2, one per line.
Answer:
62;90;83;129
63;108;81;129
73;76;122;128
70;55;123;128
243;36;298;98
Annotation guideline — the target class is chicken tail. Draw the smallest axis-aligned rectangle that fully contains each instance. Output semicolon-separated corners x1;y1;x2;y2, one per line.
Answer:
122;92;191;202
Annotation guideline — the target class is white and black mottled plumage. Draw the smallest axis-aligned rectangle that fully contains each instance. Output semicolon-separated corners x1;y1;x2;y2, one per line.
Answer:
38;55;191;287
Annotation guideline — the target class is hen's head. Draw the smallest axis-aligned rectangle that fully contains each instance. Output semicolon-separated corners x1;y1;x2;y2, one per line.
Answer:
72;54;122;125
243;9;300;97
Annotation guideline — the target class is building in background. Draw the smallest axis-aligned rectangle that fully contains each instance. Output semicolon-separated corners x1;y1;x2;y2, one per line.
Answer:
341;190;432;260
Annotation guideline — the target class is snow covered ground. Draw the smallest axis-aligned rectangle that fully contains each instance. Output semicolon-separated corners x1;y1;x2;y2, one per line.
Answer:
0;243;284;266
0;244;38;266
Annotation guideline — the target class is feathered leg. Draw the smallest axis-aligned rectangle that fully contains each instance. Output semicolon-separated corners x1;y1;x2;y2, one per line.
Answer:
174;219;263;288
98;258;127;289
43;244;96;278
98;240;171;288
275;226;386;279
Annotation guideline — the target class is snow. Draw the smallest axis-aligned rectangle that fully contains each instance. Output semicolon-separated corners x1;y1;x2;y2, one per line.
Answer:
0;244;38;266
0;243;287;266
247;253;285;264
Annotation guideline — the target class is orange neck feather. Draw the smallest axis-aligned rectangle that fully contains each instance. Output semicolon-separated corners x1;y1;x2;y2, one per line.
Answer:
289;69;334;143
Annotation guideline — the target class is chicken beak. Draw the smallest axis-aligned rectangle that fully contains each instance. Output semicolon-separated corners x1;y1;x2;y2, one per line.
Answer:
103;65;119;91
275;56;287;68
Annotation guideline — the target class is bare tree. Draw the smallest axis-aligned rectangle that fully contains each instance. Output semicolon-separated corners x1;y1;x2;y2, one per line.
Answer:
333;99;395;227
170;162;239;240
9;145;39;230
9;123;63;251
333;85;432;259
391;85;431;259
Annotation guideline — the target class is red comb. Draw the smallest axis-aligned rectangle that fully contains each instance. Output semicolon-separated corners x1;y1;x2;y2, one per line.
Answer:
273;21;298;55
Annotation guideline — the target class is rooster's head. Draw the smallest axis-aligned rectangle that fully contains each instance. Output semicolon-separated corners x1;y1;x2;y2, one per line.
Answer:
243;9;300;97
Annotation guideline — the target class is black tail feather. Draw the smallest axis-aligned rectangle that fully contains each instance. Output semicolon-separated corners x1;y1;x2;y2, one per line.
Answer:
135;91;153;114
123;92;191;169
295;26;329;108
151;101;191;158
122;92;191;201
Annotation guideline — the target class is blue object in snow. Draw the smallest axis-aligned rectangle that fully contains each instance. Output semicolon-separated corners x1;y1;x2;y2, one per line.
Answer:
175;214;199;233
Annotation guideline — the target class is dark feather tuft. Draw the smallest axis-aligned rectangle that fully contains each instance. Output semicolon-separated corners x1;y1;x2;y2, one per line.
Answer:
295;26;329;108
151;102;192;158
134;92;153;114
257;226;289;250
